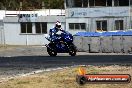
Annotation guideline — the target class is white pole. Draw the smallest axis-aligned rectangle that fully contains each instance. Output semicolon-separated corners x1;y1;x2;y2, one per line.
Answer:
112;0;114;7
105;0;107;7
49;0;50;15
129;0;131;29
4;8;6;47
94;0;95;6
82;0;83;7
129;0;130;29
88;0;89;7
2;17;6;47
64;0;66;8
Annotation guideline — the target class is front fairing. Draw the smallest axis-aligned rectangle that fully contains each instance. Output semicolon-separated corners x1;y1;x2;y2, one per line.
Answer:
55;42;69;53
62;33;73;43
47;31;74;53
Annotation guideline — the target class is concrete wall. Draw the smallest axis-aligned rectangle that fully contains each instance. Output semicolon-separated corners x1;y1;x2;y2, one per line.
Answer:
73;36;83;51
3;15;65;45
37;16;65;23
90;37;101;53
0;26;4;45
0;9;65;19
4;23;26;45
74;36;132;53
4;23;49;45
112;36;123;53
66;7;130;17
5;9;65;16
0;10;5;20
3;22;65;45
122;36;132;53
100;36;113;53
66;17;130;34
4;16;66;23
82;37;90;52
65;7;132;34
66;18;88;34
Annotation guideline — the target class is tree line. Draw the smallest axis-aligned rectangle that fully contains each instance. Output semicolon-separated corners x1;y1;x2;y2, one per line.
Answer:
0;0;64;10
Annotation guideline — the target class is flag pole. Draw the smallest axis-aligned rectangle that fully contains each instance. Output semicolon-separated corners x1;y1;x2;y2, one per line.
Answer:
129;0;131;29
49;0;50;15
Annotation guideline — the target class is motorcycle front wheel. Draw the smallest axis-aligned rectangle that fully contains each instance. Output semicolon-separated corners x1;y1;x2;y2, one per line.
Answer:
47;47;57;56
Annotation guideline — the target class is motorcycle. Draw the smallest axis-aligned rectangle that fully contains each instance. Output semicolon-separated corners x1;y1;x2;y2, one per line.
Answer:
45;31;77;56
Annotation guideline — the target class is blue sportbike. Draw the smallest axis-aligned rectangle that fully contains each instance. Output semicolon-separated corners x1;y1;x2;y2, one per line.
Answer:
45;31;77;56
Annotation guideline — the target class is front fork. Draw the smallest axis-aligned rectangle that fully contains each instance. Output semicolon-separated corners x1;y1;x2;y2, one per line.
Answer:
45;44;54;51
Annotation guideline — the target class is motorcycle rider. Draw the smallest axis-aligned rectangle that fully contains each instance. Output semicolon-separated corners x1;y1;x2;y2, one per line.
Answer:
49;21;65;41
46;21;76;56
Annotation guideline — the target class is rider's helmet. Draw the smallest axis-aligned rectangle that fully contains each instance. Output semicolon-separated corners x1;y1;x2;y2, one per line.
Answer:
55;21;61;29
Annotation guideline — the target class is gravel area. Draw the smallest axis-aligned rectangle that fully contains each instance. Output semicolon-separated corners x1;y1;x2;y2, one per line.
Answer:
0;46;47;57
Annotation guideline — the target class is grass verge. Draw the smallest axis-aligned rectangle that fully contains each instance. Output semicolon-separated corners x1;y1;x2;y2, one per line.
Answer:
0;65;132;88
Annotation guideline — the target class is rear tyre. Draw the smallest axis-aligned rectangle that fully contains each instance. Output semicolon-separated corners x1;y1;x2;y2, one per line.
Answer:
69;44;76;56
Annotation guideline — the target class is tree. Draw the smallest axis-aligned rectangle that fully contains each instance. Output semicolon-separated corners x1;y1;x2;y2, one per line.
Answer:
0;0;19;10
42;0;64;9
0;0;64;10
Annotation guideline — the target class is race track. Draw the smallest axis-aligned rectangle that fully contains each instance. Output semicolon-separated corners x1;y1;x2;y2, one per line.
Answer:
0;55;132;68
0;46;132;81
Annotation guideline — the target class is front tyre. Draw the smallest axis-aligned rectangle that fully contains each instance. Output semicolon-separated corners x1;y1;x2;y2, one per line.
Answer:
47;47;57;56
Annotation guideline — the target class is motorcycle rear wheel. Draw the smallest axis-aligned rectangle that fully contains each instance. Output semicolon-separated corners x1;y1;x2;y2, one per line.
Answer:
69;44;76;56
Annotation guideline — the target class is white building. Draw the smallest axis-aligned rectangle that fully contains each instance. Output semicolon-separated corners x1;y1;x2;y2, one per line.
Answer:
2;0;132;45
64;0;132;34
2;9;65;45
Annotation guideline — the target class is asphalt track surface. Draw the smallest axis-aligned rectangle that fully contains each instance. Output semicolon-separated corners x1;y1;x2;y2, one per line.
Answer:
0;55;132;68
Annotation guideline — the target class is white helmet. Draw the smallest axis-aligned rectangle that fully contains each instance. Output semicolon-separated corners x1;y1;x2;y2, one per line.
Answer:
55;21;61;29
